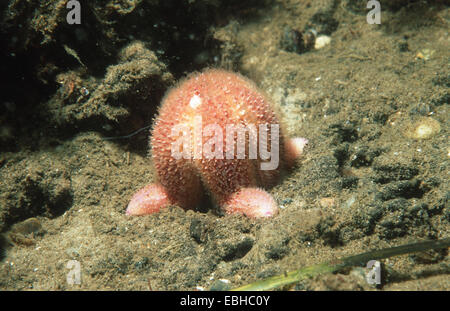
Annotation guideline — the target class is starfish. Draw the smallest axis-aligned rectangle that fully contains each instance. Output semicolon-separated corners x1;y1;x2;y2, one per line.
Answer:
126;69;307;218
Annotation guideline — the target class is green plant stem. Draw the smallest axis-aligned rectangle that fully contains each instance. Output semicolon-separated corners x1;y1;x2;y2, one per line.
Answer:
231;238;450;291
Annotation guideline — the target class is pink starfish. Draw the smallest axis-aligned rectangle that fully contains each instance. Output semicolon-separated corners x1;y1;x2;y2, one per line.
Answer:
126;69;307;218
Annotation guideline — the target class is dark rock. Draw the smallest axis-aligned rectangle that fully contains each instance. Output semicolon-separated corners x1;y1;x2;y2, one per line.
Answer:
219;237;254;262
279;27;315;54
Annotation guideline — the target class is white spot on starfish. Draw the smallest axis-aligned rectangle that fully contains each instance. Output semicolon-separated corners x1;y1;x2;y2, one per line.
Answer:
189;94;202;109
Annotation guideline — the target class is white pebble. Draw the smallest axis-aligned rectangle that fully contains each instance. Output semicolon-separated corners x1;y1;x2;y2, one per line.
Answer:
315;35;331;50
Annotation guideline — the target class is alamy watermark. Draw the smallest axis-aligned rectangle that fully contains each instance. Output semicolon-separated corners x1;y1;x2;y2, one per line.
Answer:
66;260;81;285
367;0;381;24
170;115;280;171
66;0;81;25
366;260;381;285
66;1;381;26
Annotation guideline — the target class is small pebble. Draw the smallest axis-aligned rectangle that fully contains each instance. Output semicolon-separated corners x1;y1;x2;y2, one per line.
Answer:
315;35;331;50
80;87;89;96
405;117;441;140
